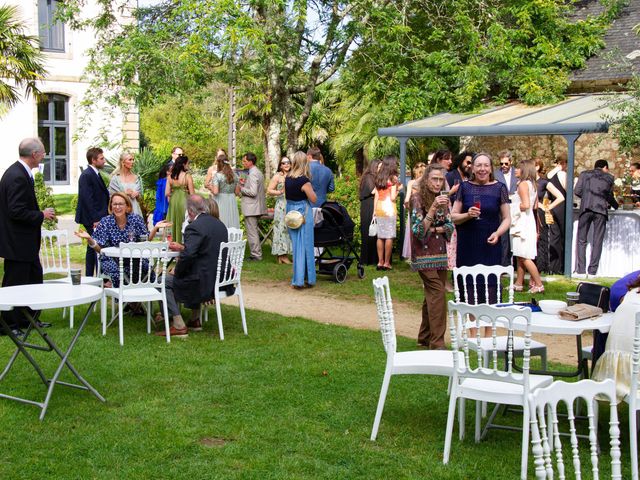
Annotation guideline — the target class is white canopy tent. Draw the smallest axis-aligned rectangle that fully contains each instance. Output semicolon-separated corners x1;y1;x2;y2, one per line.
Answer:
377;93;628;276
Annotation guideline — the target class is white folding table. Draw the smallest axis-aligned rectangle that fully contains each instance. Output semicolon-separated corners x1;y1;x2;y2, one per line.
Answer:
0;283;105;420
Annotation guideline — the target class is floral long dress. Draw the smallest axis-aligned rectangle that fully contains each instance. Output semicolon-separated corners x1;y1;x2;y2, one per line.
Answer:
271;173;292;256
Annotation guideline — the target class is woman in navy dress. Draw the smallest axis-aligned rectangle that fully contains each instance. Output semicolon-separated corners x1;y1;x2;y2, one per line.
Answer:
451;153;510;303
75;192;169;287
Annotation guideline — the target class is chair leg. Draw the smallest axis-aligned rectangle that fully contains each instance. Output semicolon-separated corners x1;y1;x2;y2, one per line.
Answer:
631;405;639;480
146;301;151;334
370;368;392;441
237;286;247;335
540;350;547;371
163;297;170;344
475;401;482;443
118;300;125;346
215;294;224;340
101;293;107;336
458;398;465;441
482;351;488;418
520;403;530;480
69;306;74;329
443;387;459;464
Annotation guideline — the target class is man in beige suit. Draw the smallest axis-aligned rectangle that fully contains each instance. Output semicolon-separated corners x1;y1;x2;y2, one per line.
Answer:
240;152;267;260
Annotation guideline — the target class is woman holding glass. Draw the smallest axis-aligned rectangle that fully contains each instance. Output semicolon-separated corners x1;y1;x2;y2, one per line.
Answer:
451;153;510;303
75;192;169;288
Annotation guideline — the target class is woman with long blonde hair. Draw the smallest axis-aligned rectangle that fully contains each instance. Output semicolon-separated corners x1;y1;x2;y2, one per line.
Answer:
207;151;240;229
284;151;317;288
109;151;143;216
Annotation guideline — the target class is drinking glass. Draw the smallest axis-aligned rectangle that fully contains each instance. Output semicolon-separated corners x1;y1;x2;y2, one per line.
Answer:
473;195;482;220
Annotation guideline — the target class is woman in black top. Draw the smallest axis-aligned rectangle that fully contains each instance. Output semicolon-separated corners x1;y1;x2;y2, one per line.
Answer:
359;159;380;265
285;151;317;289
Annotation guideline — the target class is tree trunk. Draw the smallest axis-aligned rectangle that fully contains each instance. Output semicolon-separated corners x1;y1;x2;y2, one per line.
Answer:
265;115;281;179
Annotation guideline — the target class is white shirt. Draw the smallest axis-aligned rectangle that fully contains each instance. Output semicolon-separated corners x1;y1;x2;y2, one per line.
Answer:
503;170;512;190
17;159;34;181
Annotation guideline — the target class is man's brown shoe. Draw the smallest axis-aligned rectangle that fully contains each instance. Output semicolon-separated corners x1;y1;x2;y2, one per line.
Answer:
187;319;202;332
155;326;188;338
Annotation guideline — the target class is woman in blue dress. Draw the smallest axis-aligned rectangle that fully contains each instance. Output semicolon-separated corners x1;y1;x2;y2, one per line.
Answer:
75;192;169;287
284;151;317;289
451;152;511;303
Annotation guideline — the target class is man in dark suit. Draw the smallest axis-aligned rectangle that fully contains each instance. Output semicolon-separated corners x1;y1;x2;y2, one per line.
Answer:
493;150;517;266
75;147;109;276
156;194;228;337
574;159;619;277
307;146;335;207
0;138;56;335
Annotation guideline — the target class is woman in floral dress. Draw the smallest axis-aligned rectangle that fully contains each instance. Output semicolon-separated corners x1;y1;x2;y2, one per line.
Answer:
267;157;292;263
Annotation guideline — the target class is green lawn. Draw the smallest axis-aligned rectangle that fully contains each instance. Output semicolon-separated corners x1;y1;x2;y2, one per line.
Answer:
0;303;632;479
52;193;76;216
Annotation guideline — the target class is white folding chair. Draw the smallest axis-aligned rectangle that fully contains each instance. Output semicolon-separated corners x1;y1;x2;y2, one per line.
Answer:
202;239;247;340
100;241;170;345
443;302;553;480
626;312;640;480
453;264;548;370
40;229;103;328
370;277;462;440
227;227;244;242
529;378;621;479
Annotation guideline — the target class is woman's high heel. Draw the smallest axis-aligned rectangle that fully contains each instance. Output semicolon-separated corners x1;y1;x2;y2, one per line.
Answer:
513;284;524;292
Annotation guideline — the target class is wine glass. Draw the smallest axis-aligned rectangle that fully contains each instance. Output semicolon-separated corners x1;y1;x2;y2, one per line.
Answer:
473;195;482;220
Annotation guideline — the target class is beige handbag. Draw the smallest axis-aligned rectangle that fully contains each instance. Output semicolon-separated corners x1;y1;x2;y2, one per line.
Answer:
558;303;603;321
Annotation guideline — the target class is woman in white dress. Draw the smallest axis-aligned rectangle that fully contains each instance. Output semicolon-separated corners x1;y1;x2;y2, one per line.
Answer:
592;276;640;400
109;151;143;217
510;159;544;293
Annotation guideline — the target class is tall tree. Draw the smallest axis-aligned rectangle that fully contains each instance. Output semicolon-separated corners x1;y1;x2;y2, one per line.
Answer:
60;0;386;170
0;5;46;107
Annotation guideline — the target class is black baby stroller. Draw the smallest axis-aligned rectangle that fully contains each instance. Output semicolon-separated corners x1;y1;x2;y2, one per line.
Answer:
314;201;364;283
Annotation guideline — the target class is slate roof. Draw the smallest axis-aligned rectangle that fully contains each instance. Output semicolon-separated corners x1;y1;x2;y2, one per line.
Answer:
570;0;640;85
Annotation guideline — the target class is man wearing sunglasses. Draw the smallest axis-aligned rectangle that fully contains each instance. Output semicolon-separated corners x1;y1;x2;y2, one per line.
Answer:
494;150;517;267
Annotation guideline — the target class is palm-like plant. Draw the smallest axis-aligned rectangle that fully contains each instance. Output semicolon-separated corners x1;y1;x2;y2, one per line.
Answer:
0;5;46;106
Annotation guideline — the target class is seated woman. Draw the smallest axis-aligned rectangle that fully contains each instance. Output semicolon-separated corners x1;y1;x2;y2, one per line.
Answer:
592;271;640;400
75;192;169;288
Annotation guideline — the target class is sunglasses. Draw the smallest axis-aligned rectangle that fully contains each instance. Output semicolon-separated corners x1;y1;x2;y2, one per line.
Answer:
500;162;510;166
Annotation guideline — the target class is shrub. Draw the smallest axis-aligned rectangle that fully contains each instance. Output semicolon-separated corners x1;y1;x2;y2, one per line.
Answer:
35;172;57;230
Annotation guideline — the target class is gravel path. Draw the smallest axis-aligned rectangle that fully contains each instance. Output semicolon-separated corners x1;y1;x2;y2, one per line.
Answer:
233;280;586;365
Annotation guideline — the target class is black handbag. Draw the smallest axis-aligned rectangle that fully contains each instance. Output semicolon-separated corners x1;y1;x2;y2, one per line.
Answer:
576;282;611;372
576;282;610;312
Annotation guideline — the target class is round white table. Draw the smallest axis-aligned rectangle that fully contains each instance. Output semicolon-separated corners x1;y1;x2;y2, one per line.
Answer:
510;310;614;377
0;284;105;420
101;246;180;259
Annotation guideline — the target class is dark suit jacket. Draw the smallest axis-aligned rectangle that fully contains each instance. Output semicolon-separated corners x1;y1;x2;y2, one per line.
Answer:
494;167;518;195
0;161;44;261
174;213;228;305
75;166;109;225
575;168;618;217
309;161;335;207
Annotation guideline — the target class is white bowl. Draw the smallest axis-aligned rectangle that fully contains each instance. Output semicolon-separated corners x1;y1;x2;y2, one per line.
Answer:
539;300;567;315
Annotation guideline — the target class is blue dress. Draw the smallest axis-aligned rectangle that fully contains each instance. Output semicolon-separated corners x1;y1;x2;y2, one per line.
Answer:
92;213;150;287
455;181;509;303
153;177;168;225
285;176;316;287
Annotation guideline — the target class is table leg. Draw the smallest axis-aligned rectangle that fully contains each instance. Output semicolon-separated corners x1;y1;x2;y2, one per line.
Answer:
34;301;106;420
0;313;50;386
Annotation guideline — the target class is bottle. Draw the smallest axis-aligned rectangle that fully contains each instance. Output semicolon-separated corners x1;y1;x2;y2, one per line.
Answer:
167;232;172;243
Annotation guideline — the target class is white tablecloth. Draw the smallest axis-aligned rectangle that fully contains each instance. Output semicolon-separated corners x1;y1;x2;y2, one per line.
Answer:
571;209;640;277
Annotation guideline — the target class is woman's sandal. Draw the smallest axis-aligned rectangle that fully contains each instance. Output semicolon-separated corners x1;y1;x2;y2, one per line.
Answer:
513;284;524;292
152;312;165;327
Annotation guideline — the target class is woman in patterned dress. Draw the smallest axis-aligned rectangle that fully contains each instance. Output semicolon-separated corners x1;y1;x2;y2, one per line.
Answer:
75;192;169;287
267;157;292;263
206;152;240;229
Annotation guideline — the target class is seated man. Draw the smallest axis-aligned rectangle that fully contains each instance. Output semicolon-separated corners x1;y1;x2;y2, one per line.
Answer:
156;194;228;337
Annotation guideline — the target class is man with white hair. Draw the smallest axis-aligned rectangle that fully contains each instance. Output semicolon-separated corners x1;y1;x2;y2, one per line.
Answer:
156;194;228;337
0;138;55;336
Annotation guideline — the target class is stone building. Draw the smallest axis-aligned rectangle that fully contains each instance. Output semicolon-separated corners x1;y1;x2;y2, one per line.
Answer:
465;0;640;177
0;0;139;193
